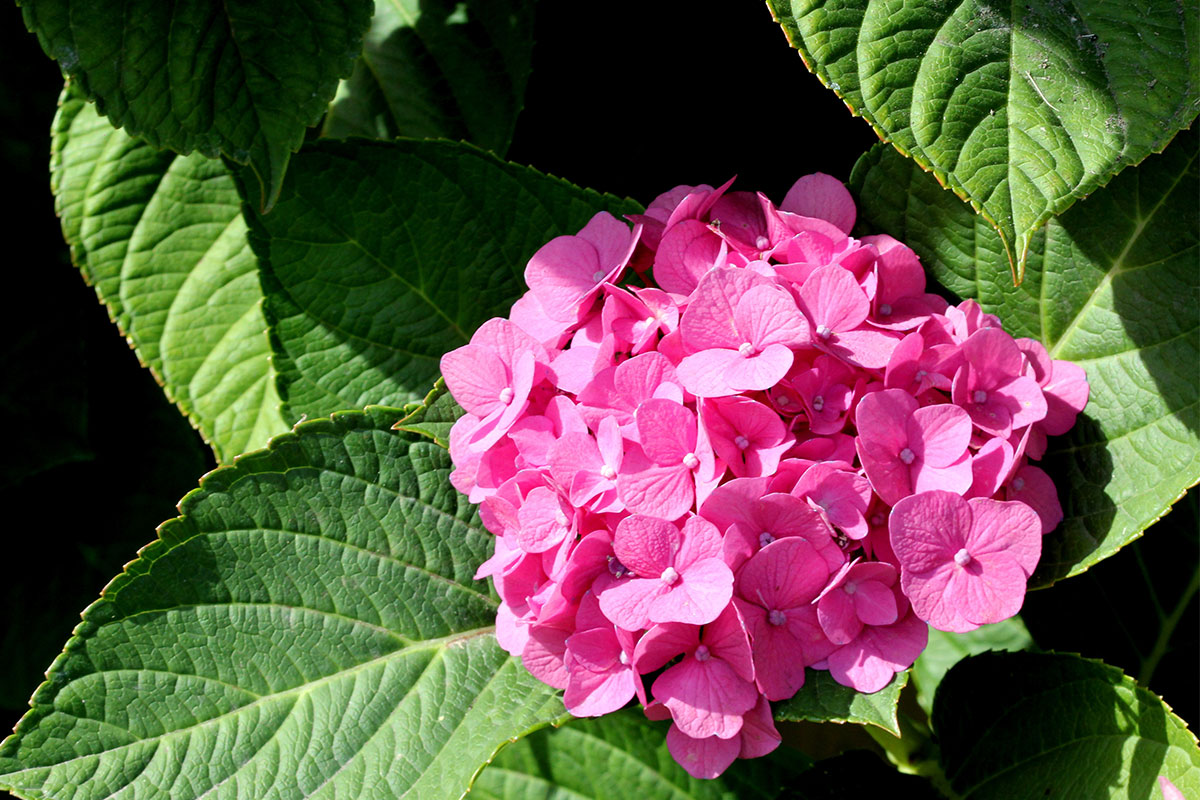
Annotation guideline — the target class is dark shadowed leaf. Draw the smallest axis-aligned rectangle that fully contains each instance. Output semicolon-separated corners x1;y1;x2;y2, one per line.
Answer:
933;652;1200;799
22;0;373;208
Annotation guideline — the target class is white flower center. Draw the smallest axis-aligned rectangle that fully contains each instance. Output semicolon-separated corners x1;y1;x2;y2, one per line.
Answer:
738;341;755;357
844;581;858;596
755;235;771;250
498;387;514;404
812;395;825;412
619;651;629;665
734;435;750;450
816;324;833;340
660;566;679;585
694;645;711;662
899;447;915;465
954;548;972;567
600;465;617;480
682;452;700;470
974;390;989;404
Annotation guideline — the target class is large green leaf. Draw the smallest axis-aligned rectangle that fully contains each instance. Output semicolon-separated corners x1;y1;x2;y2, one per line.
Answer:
773;670;906;736
768;0;1200;278
22;0;373;209
911;619;1032;717
245;139;642;424
850;131;1199;586
933;651;1200;798
470;710;805;800
52;87;287;463
0;409;564;800
323;0;535;155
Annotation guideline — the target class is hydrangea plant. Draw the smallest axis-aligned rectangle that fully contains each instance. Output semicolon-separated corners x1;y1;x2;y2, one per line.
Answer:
0;1;1196;798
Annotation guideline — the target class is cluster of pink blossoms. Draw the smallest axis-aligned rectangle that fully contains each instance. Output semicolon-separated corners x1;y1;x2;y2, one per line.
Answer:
441;174;1089;778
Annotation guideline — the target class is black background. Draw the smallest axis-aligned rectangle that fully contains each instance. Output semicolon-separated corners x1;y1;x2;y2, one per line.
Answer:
0;0;1195;786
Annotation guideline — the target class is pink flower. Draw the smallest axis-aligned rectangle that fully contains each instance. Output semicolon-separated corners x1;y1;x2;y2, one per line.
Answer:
636;605;758;739
618;399;718;520
733;537;834;700
952;328;1047;438
440;318;548;452
889;491;1042;632
856;389;973;506
676;268;809;397
598;514;733;630
799;265;899;369
524;211;640;323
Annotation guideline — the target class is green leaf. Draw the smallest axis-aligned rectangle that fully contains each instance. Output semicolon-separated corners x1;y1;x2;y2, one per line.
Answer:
933;651;1200;799
51;86;288;463
767;0;1200;278
911;619;1032;717
246;138;643;424
773;669;906;736
469;710;806;800
850;131;1199;586
0;409;564;800
323;0;535;155
22;0;373;209
396;379;464;449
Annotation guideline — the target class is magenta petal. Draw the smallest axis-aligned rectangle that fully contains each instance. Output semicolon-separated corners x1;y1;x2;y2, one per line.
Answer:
598;577;667;631
651;558;733;625
889;491;971;574
613;514;678;576
1006;465;1063;534
618;463;694;520
967;497;1042;576
853;580;900;627
742;602;810;699
911;452;974;497
564;665;637;717
633;622;698;674
780;173;856;234
826;610;928;692
677;349;742;397
801;265;870;332
724;343;795;392
666;725;741;780
524;234;602;321
655;219;724;295
910;404;972;467
655;657;758;739
826;328;899;369
737;696;782;759
440;344;507;416
817;589;863;645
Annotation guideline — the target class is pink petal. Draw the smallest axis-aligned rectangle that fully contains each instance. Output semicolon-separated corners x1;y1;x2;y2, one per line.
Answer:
654;656;758;739
780;173;856;234
651;558;734;625
654;219;724;295
666;725;741;780
967;497;1042;575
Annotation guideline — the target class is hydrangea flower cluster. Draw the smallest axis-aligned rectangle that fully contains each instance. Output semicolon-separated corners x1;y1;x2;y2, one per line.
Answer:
441;174;1089;778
